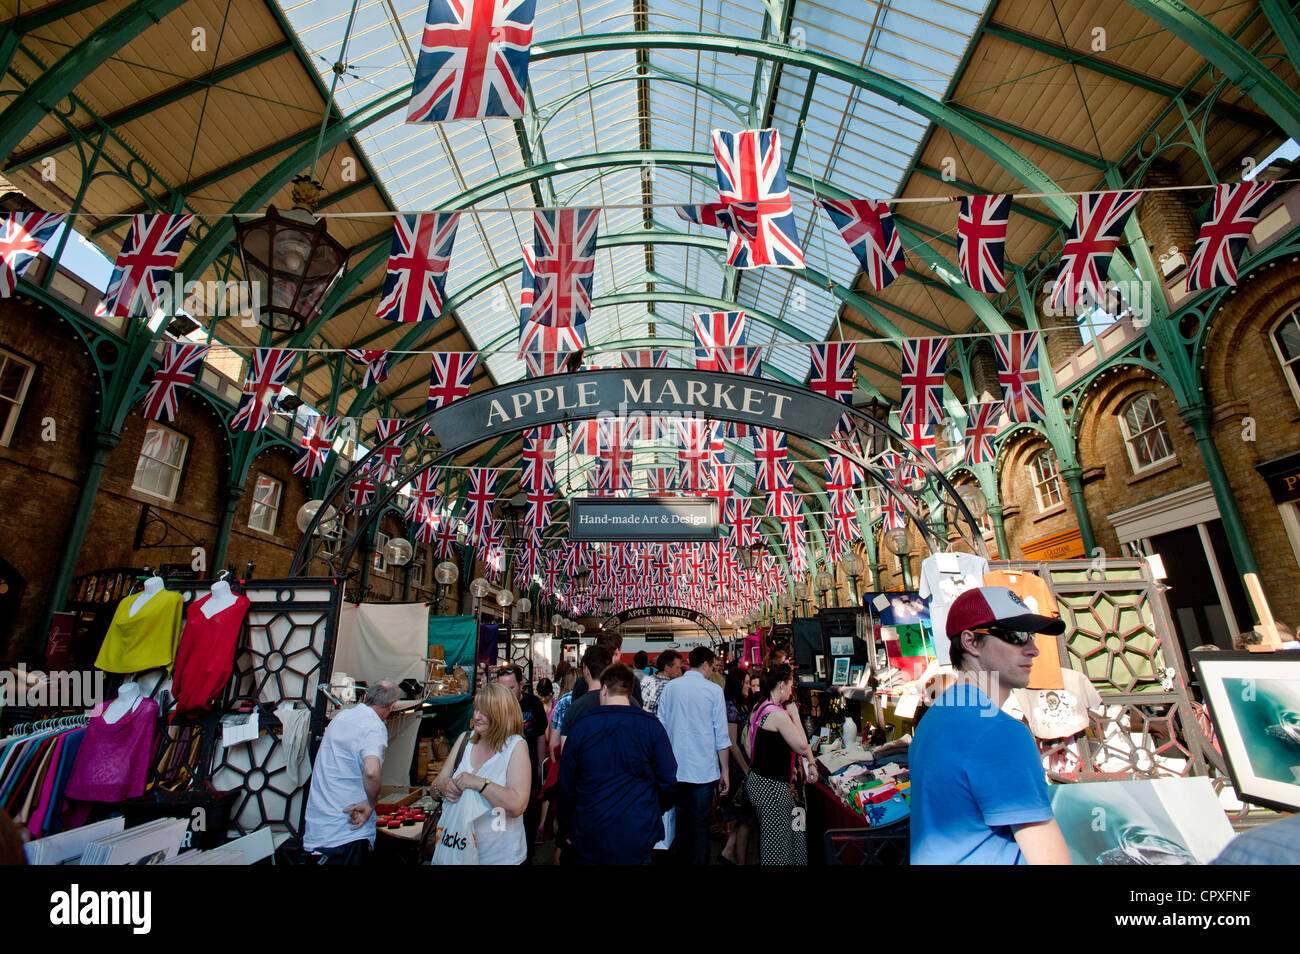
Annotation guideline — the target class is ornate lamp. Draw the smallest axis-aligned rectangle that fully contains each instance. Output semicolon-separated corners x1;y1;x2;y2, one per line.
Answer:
235;175;348;335
384;537;414;567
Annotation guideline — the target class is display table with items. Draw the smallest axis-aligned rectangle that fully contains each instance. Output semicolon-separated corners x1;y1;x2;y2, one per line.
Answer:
806;741;912;865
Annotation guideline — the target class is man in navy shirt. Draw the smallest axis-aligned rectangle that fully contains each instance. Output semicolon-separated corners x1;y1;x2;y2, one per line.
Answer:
558;663;678;865
910;586;1072;865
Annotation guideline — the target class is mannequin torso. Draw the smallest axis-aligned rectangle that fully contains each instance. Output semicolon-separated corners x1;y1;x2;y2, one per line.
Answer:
202;580;237;618
103;682;143;724
130;576;166;617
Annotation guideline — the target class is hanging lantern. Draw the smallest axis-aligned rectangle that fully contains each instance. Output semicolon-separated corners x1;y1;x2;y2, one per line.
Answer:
851;383;892;459
434;560;459;585
884;527;910;556
235;175;348;334
957;484;989;520
469;577;491;599
385;537;414;567
495;589;514;608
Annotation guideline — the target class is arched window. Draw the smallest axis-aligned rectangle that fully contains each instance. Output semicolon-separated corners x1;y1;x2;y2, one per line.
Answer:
1270;308;1300;407
1031;449;1064;512
1118;392;1175;473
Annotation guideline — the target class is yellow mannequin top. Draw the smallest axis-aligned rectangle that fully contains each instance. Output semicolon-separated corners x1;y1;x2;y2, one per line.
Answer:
94;589;183;674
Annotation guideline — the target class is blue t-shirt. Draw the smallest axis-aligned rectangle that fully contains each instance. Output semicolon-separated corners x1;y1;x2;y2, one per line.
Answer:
910;684;1053;865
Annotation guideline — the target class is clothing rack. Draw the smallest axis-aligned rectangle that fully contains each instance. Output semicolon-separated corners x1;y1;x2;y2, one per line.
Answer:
6;714;90;736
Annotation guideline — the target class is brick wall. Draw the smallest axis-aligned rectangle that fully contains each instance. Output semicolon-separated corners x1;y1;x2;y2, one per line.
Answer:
996;429;1080;556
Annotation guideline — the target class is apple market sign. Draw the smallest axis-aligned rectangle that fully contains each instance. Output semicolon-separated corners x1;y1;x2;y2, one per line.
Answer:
602;605;722;642
426;368;846;454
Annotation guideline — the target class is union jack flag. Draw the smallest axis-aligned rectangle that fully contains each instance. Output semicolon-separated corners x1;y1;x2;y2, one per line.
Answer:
878;450;925;492
899;337;947;456
0;212;64;296
462;467;497;547
753;427;788;492
709;465;734;525
622;349;668;369
346;349;390;389
809;342;855;404
404;467;442;520
674;202;758;240
524;474;554;533
427;351;477;411
693;310;746;371
531;208;598;330
294;415;336;478
818;198;903;291
231;348;297;432
646;465;677;494
376;212;459;323
413;500;442;544
715;345;763;376
142;342;208;422
520;322;584;370
371;418;407;483
710;128;804;268
964;402;1004;465
1186;181;1275;291
407;0;536;123
992;332;1045;424
518;243;535;327
570;418;601;455
677;418;715;493
957;194;1011;293
95;214;194;318
434;509;460;559
347;466;377;511
1049;191;1142;310
879;488;905;531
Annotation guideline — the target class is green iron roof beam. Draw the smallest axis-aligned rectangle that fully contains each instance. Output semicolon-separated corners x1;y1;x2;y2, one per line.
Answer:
4;39;296;173
3;0;115;33
895;220;1013;335
533;69;750;139
1259;0;1300;84
1122;0;1300;143
0;0;192;160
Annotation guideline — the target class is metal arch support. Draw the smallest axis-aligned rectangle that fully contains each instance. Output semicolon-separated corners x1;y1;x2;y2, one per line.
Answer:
1122;0;1300;143
0;0;191;160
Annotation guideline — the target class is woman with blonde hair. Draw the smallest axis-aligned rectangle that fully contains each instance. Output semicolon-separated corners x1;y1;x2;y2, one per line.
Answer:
433;681;531;864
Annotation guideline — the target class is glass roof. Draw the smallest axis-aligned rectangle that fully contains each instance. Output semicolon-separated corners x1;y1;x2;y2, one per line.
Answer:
278;0;990;476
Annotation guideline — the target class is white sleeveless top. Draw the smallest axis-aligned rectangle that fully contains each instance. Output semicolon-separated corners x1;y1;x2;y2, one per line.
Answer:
454;732;526;865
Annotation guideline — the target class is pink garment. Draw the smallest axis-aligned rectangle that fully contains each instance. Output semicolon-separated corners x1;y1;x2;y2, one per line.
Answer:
63;696;159;803
26;734;64;837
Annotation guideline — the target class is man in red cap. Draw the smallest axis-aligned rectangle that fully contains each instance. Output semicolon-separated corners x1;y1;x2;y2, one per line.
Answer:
910;586;1072;865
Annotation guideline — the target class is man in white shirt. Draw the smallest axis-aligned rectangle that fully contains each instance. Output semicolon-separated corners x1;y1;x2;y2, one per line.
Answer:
303;680;398;864
656;646;729;865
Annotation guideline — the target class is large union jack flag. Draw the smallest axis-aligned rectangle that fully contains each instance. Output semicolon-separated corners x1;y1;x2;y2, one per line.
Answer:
992;332;1045;423
142;342;208;422
676;418;716;493
294;415;337;478
376;212;459;323
0;212;64;297
809;342;855;404
1186;181;1274;291
347;464;377;511
405;467;442;520
753;426;788;492
710;128;804;268
819;198;903;291
412;500;442;544
462;467;498;547
1049;191;1142;310
346;348;390;388
964;401;1004;465
427;351;477;411
407;0;536;123
622;349;668;368
231;348;297;432
879;488;906;531
899;337;947;456
531;208;598;329
371;418;407;483
957;194;1011;293
433;508;460;559
96;214;194;318
693;310;746;371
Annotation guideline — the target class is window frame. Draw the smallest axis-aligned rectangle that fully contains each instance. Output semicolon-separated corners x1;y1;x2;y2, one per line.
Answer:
373;530;390;574
131;422;190;502
0;347;37;447
1117;392;1176;474
247;472;283;535
1031;449;1065;513
1270;308;1300;409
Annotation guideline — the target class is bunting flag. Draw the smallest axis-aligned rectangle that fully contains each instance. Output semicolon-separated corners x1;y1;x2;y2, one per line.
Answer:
709;465;734;527
520;324;584;372
1186;181;1275;291
346;348;390;388
964;401;1004;465
371;419;407;483
230;348;296;432
622;349;669;368
375;212;459;322
569;418;601;455
406;0;536;123
142;342;208;422
715;345;763;376
899;337;947;456
753;426;788;492
992;332;1045;424
426;351;477;411
0;212;64;296
1049;190;1142;310
809;342;855;404
676;418;715;493
646;465;677;494
710;128;805;268
347;464;377;511
674;202;758;241
462;467;497;547
404;467;442;520
879;488;906;531
530;208;598;330
818;198;903;291
693;310;746;370
95;214;194;318
294;415;337;478
434;509;460;559
518;243;535;326
957;194;1012;293
523;462;554;531
413;500;442;544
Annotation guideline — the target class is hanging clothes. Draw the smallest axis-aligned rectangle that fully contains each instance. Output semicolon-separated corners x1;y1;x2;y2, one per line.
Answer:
277;705;312;788
64;695;160;804
94;590;184;673
0;725;86;838
170;592;251;714
917;551;989;666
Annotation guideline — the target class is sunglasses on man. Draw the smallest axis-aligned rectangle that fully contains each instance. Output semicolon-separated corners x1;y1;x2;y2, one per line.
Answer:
972;626;1036;647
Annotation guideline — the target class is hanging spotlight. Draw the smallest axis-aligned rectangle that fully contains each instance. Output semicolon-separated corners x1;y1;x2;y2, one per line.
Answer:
384;537;414;567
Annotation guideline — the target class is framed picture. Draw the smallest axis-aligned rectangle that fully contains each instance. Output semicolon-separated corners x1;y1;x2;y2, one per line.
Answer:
829;636;854;657
831;657;850;686
849;665;865;688
814;654;825;679
1194;651;1300;811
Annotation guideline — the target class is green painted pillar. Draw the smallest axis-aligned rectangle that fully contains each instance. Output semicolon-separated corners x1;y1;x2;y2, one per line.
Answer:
988;503;1011;562
211;482;243;576
42;430;120;638
1058;466;1097;555
358;522;379;599
1180;404;1259;583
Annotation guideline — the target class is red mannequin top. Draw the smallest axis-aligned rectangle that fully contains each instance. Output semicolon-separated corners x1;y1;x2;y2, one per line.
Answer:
170;592;251;714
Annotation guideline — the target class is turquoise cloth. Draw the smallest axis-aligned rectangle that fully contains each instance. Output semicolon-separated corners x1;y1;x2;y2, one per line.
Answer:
428;614;476;671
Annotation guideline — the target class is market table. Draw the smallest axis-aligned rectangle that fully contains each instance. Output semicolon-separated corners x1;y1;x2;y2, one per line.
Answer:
805;777;910;865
